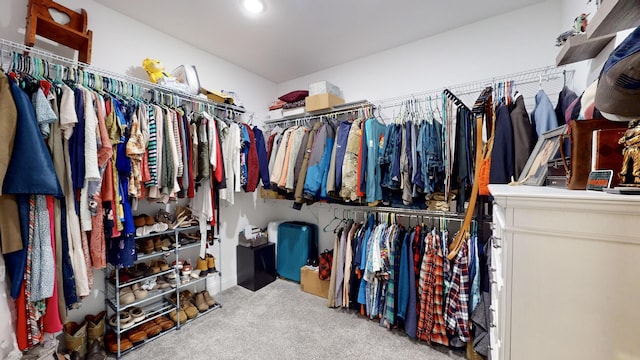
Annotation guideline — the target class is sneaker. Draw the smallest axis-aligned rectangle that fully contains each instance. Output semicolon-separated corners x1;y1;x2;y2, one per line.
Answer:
181;260;192;276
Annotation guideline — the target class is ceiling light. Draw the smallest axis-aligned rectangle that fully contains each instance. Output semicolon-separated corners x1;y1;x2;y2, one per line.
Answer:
242;0;265;14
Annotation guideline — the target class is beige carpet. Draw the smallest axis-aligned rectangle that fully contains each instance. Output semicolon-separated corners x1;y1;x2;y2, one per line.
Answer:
122;279;465;360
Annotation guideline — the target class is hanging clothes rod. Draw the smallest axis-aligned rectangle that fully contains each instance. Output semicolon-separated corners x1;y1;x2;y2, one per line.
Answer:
373;65;574;110
338;205;465;220
0;37;245;113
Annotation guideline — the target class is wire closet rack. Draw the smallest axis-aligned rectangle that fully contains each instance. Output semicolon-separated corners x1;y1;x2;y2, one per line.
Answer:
0;37;246;115
373;65;575;122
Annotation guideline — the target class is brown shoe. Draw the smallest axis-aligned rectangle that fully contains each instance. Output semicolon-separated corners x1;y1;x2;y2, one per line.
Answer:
140;322;162;337
153;236;163;252
127;329;147;344
181;300;199;319
139;238;155;254
194;292;209;312
154;316;175;331
202;290;217;307
106;337;133;353
169;309;187;325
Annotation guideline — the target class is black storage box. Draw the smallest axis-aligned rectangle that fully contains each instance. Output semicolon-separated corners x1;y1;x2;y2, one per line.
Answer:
236;242;276;291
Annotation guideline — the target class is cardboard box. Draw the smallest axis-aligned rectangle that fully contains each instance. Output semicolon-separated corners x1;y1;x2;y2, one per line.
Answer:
300;266;329;299
305;93;345;112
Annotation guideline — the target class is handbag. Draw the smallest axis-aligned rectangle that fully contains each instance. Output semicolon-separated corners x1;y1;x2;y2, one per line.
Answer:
560;118;626;190
318;249;333;280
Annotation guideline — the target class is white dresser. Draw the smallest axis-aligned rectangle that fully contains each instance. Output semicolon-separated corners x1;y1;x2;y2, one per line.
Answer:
488;185;640;360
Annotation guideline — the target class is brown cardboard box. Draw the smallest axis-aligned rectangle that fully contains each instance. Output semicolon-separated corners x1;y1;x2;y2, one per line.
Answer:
300;266;329;299
305;93;345;112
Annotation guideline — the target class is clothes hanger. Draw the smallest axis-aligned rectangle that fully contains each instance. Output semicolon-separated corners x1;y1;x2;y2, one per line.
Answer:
323;208;341;232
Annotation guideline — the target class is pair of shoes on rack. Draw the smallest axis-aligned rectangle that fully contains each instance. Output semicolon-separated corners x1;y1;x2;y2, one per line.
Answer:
193;290;216;312
108;312;135;330
133;214;155;228
105;331;133;354
168;308;187;325
168;291;199;319
119;284;147;304
154;315;175;331
181;260;192;276
135;222;169;237
126;318;163;342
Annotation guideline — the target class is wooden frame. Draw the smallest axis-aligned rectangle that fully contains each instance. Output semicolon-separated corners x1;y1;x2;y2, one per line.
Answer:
24;0;93;64
518;125;568;186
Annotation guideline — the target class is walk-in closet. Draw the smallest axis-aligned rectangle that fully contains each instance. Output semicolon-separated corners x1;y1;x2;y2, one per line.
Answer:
1;1;639;360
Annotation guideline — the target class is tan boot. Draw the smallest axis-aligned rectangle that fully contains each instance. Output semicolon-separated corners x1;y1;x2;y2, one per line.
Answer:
194;292;208;312
196;257;208;274
64;321;88;358
206;254;216;272
202;290;217;307
86;311;106;345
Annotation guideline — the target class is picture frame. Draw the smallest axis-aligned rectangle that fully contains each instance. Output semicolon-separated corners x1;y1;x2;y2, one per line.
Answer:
518;125;568;186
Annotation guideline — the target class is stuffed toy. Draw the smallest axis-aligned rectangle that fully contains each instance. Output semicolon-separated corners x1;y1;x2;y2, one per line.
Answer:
142;58;172;83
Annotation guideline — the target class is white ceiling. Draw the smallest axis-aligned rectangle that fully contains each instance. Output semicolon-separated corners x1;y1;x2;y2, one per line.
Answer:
95;0;543;83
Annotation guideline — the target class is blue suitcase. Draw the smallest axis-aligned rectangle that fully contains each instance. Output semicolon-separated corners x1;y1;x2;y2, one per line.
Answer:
276;222;318;283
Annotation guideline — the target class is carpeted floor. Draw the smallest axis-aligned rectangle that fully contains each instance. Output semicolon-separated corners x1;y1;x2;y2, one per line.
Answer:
123;279;465;360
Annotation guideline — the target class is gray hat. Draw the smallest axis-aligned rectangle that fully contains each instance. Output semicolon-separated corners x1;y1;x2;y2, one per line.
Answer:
595;26;640;122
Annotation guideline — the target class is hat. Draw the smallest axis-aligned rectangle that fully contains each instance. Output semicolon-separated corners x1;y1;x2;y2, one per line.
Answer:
595;26;640;121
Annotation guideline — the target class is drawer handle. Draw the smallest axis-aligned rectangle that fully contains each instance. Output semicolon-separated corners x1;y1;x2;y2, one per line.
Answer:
490;323;497;328
490;223;496;230
489;267;497;272
492;243;502;249
491;280;498;284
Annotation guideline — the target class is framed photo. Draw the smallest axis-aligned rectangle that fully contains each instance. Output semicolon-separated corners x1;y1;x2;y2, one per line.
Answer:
518;125;568;186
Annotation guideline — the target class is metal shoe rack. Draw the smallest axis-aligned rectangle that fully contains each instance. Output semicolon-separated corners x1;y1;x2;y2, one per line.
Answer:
105;225;222;359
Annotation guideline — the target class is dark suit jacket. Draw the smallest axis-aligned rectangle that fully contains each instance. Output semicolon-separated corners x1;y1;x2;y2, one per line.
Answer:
510;96;535;179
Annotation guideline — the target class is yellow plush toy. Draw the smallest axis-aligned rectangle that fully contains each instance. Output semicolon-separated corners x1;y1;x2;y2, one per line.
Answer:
142;58;172;83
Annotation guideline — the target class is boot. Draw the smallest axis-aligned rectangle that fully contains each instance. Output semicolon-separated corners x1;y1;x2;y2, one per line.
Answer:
206;253;216;272
64;321;87;358
86;311;106;345
85;340;107;360
196;257;208;275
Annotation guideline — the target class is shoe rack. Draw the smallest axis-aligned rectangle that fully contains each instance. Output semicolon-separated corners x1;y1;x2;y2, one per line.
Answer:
104;225;223;359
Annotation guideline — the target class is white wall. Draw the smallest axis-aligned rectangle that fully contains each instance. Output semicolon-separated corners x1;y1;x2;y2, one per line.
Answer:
269;0;569;252
0;0;277;322
275;1;563;105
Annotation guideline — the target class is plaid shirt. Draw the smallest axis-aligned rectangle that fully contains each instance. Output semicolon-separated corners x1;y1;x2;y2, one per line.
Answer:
416;233;436;343
430;234;448;346
445;240;470;342
416;232;449;346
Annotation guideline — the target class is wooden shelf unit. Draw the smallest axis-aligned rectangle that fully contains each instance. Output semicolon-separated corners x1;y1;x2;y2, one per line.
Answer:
555;33;615;66
587;0;640;39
